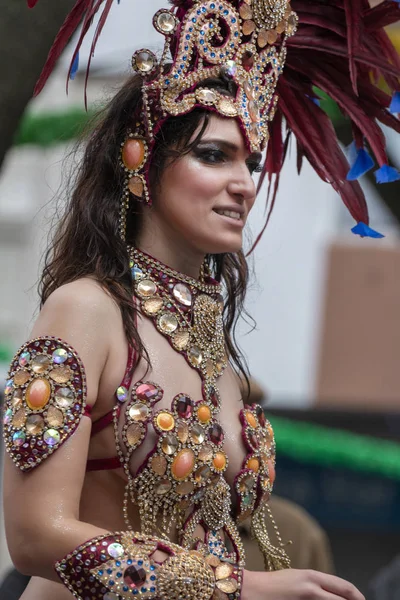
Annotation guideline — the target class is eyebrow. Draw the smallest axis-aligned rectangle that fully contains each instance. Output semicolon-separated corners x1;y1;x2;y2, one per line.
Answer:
196;138;262;161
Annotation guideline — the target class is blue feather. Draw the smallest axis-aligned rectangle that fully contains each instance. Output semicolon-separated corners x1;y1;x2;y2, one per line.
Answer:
351;223;385;239
389;91;400;114
70;51;79;80
347;146;374;181
374;164;400;184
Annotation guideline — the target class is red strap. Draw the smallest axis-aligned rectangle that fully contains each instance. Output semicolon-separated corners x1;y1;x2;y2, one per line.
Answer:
86;456;121;471
90;410;115;436
83;405;92;417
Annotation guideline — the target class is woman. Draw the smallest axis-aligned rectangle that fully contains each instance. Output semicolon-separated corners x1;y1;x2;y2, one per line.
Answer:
2;0;399;598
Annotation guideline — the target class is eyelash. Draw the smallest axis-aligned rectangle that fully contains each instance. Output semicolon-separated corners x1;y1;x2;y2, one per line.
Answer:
196;149;263;174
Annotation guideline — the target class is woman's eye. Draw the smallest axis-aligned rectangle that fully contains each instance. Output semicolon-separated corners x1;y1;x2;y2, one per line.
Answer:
195;148;226;164
247;161;264;174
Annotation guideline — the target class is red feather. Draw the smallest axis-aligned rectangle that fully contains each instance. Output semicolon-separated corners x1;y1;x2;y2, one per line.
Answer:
34;0;91;96
344;0;362;94
27;0;39;7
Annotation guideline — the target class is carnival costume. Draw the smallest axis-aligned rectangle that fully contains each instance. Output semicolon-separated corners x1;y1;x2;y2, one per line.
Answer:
3;0;400;598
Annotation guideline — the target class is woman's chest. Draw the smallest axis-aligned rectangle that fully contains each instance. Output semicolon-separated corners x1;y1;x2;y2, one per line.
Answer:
118;317;275;523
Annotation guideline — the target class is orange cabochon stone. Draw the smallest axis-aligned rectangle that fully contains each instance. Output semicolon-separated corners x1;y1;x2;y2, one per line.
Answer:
26;378;51;410
246;457;260;473
197;404;211;424
171;449;195;480
245;411;258;428
156;412;175;431
213;451;227;471
122;138;146;171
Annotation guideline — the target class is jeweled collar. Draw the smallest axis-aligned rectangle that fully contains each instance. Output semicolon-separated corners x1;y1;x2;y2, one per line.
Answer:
129;247;228;383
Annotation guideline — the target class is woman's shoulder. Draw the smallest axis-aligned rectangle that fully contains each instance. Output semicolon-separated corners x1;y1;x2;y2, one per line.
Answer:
31;277;123;355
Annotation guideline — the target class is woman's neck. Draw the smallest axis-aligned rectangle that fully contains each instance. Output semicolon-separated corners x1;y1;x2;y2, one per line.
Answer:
135;226;205;280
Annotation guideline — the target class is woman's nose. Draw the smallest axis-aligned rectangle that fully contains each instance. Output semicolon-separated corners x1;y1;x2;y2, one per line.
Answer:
227;163;256;201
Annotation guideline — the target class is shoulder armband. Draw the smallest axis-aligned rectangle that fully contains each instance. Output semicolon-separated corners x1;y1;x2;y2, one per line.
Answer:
2;336;87;471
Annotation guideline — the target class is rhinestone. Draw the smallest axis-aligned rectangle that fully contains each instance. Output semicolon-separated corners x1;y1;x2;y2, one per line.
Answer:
136;382;160;402
218;98;237;116
239;4;252;19
159;313;178;333
46;406;64;428
206;359;214;378
126;423;143;446
246;457;260;473
220;59;237;78
244;79;253;97
32;354;52;373
287;13;297;35
172;330;190;350
206;554;221;567
209;387;219;408
4;379;14;395
52;348;68;364
191;424;205;445
156;412;175;432
12;431;26;447
123;138;146;171
176;395;193;419
188;346;202;366
108;543;124;559
239;474;255;494
49;366;72;384
249;123;259;145
43;428;61;446
155;478;172;495
133;49;156;73
128;175;144;197
257;29;268;48
18;351;31;367
197;404;211;424
129;402;149;421
267;30;278;44
176;481;194;495
151;454;167;475
216;578;238;593
12;408;26;429
137;279;157;297
26;414;45;435
209;423;224;445
242;19;255;35
215;563;234;580
54;387;75;409
216;357;226;374
104;593;119;600
132;266;144;281
193;488;206;502
256;405;266;427
116;386;129;402
199;444;213;462
196;89;217;104
14;370;30;386
276;19;286;34
245;411;258;428
3;408;13;426
242;493;254;506
176;420;189;443
156;10;177;33
248;431;259;448
26;378;51;410
171;449;195;480
11;390;23;409
143;296;163;315
161;434;179;455
123;564;147;588
173;283;192;306
213;451;227;471
242;50;254;71
248;100;260;123
194;464;211;483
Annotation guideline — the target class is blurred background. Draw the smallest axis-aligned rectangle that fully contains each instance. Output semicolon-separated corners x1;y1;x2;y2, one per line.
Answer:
1;0;400;597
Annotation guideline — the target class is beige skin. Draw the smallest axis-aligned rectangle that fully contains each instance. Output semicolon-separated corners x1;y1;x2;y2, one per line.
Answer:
4;115;364;600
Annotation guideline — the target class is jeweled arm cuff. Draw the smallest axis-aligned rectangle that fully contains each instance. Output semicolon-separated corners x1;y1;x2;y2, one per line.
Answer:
55;531;243;600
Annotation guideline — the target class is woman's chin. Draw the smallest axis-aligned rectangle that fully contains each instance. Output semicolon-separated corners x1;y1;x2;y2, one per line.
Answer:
201;234;243;255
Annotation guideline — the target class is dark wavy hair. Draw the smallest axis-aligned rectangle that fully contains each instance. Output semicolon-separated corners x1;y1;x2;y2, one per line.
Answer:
39;73;251;391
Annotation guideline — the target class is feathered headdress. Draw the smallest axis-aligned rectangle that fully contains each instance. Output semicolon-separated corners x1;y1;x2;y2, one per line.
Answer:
29;0;400;239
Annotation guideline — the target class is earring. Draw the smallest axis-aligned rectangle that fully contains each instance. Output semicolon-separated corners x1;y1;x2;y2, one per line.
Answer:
119;130;150;240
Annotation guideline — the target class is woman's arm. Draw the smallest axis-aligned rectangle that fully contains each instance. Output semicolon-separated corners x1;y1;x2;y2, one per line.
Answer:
3;279;115;580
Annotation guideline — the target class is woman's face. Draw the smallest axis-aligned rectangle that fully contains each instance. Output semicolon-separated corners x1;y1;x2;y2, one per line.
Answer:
151;114;261;255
